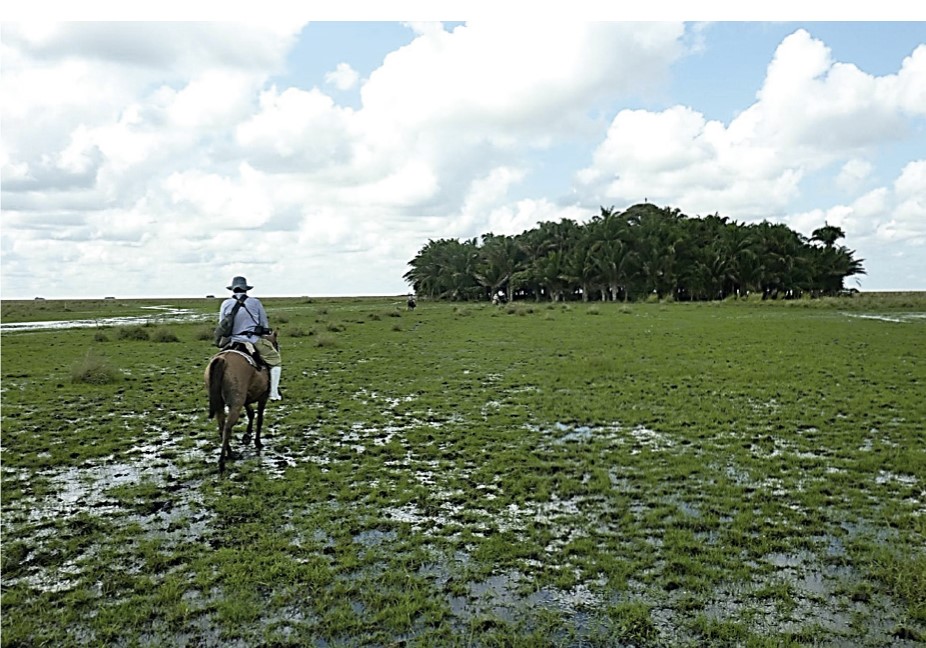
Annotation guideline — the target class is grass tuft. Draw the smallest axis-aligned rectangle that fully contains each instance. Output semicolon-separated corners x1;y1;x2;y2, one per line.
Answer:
117;326;150;341
315;333;338;347
152;328;180;343
608;601;658;642
71;349;121;384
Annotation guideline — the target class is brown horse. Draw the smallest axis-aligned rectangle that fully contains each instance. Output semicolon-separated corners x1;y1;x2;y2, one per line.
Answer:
204;334;276;472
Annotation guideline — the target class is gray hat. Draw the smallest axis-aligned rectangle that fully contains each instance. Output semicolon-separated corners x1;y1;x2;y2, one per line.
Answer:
227;276;253;291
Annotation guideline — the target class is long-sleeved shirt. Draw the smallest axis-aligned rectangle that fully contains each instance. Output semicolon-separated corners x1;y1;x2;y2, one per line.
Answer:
218;293;270;344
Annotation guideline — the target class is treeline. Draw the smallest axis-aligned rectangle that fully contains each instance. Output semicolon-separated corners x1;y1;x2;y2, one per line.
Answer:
404;203;866;302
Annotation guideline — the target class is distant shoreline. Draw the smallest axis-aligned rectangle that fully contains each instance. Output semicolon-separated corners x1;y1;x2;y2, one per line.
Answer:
0;294;413;304
3;291;925;304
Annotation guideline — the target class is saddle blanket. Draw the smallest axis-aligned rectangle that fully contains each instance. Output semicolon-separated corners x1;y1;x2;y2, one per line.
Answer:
220;348;258;368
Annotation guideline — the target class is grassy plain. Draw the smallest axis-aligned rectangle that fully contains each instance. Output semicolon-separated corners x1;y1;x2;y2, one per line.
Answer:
1;294;925;646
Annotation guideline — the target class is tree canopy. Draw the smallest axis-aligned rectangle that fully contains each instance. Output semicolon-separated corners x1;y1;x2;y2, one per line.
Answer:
404;203;865;302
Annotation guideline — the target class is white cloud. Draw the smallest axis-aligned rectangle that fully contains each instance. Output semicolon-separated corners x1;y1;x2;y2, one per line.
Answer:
360;22;684;137
163;163;274;230
236;86;354;169
894;158;926;198
403;22;446;37
836;158;874;192
786;189;887;242
486;199;588;237
464;167;526;214
0;147;31;184
887;44;926;116
578;104;804;217
325;62;359;90
55;124;100;175
888;160;926;244
819;162;924;247
5;22;302;74
165;70;259;129
2;22;924;298
752;30;905;152
785;160;925;252
347;159;440;208
578;28;926;224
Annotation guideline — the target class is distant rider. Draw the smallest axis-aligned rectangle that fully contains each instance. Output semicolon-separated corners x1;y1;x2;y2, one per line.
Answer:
219;276;283;400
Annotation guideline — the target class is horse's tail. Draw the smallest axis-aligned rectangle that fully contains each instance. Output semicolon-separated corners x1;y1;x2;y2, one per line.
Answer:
208;356;225;419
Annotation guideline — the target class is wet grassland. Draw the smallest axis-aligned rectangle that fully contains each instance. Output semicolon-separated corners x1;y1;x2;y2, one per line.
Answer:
2;295;924;646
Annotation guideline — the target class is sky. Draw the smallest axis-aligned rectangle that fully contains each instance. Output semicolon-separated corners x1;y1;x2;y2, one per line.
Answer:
2;11;925;299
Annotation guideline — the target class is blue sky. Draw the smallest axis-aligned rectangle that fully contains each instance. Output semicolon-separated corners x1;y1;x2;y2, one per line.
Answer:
1;19;924;298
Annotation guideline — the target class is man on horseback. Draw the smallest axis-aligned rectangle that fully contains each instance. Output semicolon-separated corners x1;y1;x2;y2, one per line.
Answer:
219;276;283;400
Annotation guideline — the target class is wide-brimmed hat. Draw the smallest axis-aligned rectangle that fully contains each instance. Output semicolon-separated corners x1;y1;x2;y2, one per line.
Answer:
227;276;253;291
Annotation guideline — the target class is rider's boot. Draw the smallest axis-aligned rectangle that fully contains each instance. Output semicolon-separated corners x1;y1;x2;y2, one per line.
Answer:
269;366;282;401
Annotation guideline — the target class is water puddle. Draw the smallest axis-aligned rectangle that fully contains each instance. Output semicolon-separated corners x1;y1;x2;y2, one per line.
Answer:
0;306;210;332
625;540;917;646
529;421;673;453
841;312;926;324
2;422;215;594
875;470;919;487
446;568;607;628
5;393;924;644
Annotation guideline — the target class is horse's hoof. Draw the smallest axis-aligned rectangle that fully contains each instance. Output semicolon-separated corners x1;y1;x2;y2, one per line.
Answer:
242;434;252;445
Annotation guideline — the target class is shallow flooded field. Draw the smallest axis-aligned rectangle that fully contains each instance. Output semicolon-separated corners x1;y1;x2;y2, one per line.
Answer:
2;295;924;646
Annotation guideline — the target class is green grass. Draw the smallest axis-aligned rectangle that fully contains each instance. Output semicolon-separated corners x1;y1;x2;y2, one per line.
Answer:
1;294;924;646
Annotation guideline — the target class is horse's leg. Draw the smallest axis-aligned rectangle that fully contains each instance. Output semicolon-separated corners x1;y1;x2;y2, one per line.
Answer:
254;397;267;452
219;419;228;473
216;410;227;472
242;404;254;446
216;407;226;441
207;357;227;442
219;403;243;472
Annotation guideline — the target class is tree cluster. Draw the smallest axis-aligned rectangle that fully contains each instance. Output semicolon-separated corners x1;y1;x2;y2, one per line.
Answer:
404;203;866;302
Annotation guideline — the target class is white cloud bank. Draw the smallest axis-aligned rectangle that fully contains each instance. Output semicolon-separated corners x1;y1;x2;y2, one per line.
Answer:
1;22;924;298
579;30;925;221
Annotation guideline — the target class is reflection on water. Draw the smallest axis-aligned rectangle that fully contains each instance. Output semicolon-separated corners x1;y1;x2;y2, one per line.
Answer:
1;306;211;332
842;312;926;323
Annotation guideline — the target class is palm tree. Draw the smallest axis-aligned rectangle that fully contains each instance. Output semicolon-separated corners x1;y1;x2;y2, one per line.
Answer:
512;226;547;301
810;244;866;294
403;238;445;299
751;221;808;296
579;207;631;301
807;224;864;294
475;233;523;302
405;205;867;302
811;224;846;248
404;238;480;300
720;221;761;296
562;226;601;301
628;205;686;299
